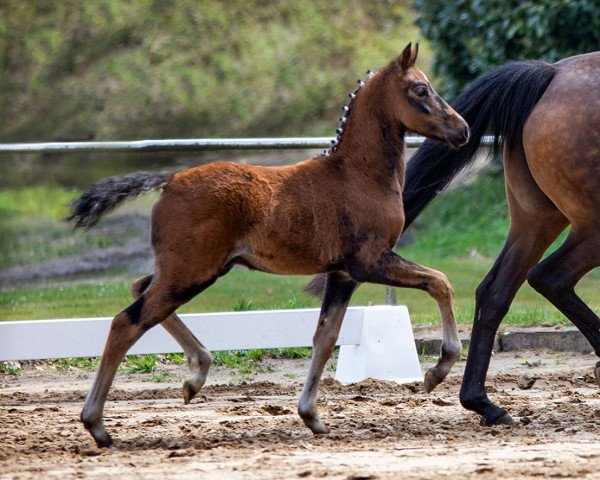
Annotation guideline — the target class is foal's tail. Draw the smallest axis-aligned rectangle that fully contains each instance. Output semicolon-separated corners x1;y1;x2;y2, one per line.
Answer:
67;171;173;229
304;59;556;298
402;59;556;229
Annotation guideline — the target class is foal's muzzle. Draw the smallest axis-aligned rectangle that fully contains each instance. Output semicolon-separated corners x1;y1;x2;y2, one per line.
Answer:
444;124;470;150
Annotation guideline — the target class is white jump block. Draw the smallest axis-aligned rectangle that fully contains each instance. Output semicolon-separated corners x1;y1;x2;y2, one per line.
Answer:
0;306;422;384
335;305;422;384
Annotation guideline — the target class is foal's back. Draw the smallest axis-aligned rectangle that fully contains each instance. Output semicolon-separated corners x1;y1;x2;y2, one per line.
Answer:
152;155;404;276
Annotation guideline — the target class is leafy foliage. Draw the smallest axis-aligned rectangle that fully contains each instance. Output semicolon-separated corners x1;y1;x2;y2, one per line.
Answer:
413;0;600;98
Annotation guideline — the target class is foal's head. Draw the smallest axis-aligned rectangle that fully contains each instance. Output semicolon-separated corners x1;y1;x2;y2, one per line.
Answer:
382;43;469;148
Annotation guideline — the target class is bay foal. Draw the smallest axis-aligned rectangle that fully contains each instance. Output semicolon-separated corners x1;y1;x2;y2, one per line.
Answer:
69;44;469;447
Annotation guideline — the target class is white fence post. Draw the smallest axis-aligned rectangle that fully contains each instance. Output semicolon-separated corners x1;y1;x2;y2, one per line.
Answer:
335;305;423;384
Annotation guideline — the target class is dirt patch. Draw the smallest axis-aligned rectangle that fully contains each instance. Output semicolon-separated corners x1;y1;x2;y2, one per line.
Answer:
0;214;153;286
2;352;600;479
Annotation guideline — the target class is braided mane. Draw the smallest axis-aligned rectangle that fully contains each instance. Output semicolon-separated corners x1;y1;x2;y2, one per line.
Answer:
321;69;378;157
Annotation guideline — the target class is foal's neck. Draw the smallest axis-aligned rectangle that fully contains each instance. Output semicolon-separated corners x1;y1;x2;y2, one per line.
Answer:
332;81;406;189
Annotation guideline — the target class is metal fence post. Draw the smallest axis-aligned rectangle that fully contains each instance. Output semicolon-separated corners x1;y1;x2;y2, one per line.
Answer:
385;287;397;305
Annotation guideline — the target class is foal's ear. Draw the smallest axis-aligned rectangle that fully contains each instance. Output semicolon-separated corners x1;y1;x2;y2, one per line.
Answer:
410;43;419;66
397;42;419;70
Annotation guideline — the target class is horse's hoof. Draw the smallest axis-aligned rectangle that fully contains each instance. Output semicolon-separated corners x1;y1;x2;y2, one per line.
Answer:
183;380;197;405
310;423;331;435
423;369;441;393
93;431;114;449
480;412;516;427
83;417;114;448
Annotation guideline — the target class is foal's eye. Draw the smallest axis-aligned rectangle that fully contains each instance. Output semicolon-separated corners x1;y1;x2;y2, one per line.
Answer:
414;86;428;97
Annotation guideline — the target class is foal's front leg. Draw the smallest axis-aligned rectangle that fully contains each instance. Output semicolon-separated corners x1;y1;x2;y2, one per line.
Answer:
298;272;357;434
348;249;461;392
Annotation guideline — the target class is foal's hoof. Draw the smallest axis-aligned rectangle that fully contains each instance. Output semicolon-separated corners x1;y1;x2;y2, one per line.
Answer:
423;369;442;393
480;412;516;427
183;380;198;405
82;419;115;448
299;410;330;435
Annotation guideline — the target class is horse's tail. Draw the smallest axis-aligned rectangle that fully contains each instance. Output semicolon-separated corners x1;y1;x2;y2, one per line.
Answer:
402;59;556;230
67;171;173;229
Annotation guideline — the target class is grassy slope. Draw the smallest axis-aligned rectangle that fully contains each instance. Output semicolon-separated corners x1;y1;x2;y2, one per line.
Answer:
0;2;421;144
0;186;158;269
1;2;426;190
2;174;599;325
0;2;428;191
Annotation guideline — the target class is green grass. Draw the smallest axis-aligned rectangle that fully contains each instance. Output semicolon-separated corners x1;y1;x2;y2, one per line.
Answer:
4;258;599;326
50;357;98;372
120;354;160;374
24;348;313;380
2;175;600;327
0;361;22;375
0;185;150;269
0;185;75;220
0;271;388;319
404;172;510;258
212;348;316;379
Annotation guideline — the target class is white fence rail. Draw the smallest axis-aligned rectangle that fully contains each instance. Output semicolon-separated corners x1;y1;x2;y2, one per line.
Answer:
0;306;423;384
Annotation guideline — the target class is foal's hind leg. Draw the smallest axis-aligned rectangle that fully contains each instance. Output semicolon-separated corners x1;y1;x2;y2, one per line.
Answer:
82;274;216;447
346;251;461;392
298;272;357;434
131;275;212;404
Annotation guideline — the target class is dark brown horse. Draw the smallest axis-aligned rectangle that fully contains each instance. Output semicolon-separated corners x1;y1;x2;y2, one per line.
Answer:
68;44;468;447
394;52;600;426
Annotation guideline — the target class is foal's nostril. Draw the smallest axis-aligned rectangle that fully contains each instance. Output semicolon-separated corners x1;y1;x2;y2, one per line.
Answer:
462;125;471;143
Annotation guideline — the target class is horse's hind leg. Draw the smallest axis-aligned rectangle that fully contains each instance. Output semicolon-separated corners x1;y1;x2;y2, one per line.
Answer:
460;155;568;425
298;272;357;434
460;223;565;424
131;275;212;404
82;274;216;447
527;229;600;366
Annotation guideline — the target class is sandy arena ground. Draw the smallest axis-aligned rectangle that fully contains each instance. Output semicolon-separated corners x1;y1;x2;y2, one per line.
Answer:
3;351;600;479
